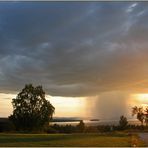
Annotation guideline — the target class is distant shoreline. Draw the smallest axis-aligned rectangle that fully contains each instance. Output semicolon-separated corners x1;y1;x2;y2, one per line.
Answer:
51;119;81;122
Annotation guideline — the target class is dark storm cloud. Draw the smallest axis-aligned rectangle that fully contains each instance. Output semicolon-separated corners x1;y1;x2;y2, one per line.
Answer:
0;2;148;96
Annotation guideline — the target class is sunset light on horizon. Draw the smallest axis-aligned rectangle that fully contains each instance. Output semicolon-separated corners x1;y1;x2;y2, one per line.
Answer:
0;92;147;119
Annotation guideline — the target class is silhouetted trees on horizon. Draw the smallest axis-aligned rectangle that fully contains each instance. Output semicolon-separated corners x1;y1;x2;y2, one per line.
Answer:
132;106;148;126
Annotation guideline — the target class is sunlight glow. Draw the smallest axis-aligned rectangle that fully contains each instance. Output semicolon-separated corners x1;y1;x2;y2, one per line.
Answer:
0;93;16;117
46;95;87;117
131;94;148;106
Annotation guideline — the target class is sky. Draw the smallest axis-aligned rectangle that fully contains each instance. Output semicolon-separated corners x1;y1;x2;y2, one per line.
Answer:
0;1;148;119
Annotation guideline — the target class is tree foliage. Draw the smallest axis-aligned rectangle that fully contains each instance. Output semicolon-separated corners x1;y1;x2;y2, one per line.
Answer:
132;106;148;126
9;84;55;131
76;120;85;132
119;115;128;130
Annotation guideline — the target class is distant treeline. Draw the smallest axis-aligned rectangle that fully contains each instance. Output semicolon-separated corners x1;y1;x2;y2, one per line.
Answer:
46;124;148;134
1;118;148;133
0;118;14;132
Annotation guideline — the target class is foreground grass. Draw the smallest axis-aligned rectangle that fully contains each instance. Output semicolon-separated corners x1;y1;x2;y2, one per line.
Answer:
0;132;145;147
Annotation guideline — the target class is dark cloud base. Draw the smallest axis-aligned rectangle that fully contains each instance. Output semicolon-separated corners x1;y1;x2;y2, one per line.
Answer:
0;2;148;96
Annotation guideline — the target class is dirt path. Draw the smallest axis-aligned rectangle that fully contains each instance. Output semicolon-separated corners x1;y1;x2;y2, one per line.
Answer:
139;133;148;146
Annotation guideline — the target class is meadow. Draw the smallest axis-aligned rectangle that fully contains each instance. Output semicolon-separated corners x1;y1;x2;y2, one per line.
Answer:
0;132;145;147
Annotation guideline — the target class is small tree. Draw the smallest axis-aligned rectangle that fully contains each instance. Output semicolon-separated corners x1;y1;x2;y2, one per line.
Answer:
77;120;85;132
132;106;145;126
119;115;128;130
9;84;55;131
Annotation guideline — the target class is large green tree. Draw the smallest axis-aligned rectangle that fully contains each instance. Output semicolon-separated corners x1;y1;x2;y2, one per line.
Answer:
9;84;55;131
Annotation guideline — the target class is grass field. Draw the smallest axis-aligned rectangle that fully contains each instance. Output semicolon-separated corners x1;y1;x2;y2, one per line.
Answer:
0;132;145;147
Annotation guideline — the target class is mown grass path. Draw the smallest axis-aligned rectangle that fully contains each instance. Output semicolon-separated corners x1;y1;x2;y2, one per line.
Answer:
0;133;145;147
139;133;148;146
